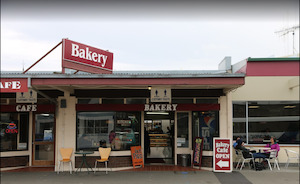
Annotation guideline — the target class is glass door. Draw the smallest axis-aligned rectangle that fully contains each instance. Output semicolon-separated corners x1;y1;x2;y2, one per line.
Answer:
32;113;55;166
175;112;192;165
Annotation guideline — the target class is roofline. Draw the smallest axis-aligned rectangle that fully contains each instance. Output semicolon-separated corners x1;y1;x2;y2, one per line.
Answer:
247;57;300;61
0;71;245;79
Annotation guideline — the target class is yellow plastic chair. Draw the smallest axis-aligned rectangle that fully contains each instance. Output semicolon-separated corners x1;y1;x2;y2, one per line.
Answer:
94;147;111;174
57;148;73;174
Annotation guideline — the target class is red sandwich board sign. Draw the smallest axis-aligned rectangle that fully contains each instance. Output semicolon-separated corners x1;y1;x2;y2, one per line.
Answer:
213;138;232;172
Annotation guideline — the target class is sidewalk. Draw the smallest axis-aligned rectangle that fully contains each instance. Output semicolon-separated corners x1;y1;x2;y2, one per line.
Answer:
0;166;299;184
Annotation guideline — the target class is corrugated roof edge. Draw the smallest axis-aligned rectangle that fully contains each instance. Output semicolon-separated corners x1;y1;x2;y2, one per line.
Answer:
248;57;300;61
0;70;245;78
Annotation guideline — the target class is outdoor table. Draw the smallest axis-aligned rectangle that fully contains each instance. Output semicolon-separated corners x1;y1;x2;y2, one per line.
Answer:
75;151;94;173
250;147;271;162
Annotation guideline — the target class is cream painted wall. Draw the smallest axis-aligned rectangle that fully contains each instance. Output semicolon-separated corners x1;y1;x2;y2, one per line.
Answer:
232;76;299;101
55;95;77;171
232;76;299;164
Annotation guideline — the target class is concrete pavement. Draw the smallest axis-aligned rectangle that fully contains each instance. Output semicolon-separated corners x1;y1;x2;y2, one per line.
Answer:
1;167;299;184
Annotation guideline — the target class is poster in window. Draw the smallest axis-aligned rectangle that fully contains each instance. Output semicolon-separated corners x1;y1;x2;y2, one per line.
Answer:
193;137;204;169
44;130;52;141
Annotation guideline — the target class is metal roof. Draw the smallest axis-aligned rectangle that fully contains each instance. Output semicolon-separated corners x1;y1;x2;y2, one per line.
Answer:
0;70;245;78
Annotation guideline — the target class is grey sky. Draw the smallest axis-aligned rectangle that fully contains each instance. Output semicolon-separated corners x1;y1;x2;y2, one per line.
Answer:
1;0;299;72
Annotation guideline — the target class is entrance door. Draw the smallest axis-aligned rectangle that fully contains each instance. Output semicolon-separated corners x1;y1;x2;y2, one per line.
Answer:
144;112;174;164
175;112;192;165
32;113;55;166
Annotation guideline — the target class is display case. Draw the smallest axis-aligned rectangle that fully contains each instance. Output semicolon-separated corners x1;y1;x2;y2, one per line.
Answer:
148;134;172;158
149;134;170;147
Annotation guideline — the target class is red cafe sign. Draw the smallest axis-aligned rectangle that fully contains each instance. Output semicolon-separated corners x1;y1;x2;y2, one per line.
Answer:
62;39;113;74
213;138;232;172
0;78;28;93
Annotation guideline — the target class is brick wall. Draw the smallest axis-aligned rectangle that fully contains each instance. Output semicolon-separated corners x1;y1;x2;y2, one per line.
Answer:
75;156;132;168
201;156;213;167
0;156;29;168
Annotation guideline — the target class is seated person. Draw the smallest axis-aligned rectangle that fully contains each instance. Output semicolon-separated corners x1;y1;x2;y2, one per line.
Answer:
264;136;280;157
236;141;255;159
233;136;241;149
252;136;280;160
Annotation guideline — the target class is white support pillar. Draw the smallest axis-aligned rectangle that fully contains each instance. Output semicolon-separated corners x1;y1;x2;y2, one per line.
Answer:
55;92;76;172
219;92;233;139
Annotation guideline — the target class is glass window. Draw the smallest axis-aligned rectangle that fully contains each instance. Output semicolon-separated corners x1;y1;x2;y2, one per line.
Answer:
35;114;54;142
78;98;99;104
76;111;141;151
126;98;146;104
177;112;189;147
102;99;124;104
192;111;219;151
248;101;299;144
233;102;246;141
172;98;193;104
233;101;300;145
0;113;29;152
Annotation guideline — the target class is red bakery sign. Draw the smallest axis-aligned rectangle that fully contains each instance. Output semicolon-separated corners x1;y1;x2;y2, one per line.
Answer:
0;78;28;93
62;39;113;74
213;138;232;172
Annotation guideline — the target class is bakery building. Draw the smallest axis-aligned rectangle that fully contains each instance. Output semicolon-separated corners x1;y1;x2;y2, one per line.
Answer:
0;39;298;171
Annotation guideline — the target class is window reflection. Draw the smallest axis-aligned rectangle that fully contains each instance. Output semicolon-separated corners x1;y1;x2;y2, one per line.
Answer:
76;112;141;151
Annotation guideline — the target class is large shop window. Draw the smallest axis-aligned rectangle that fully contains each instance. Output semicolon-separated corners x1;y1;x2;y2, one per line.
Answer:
233;101;300;144
77;111;141;151
0;113;29;152
192;111;219;151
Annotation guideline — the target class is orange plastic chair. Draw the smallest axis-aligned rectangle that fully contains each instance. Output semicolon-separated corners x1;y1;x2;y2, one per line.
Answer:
94;147;111;174
57;148;73;174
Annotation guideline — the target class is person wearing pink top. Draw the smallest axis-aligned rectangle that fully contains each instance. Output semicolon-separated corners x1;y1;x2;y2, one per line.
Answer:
252;136;280;160
264;136;280;156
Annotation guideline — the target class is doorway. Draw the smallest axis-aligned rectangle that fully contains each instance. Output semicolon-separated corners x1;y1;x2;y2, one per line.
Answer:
32;113;55;166
144;111;174;165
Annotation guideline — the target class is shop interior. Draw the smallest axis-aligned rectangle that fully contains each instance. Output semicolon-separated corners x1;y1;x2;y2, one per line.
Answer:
144;112;174;165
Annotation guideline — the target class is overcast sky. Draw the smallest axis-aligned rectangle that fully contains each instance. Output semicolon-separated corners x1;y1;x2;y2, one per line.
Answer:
1;0;299;72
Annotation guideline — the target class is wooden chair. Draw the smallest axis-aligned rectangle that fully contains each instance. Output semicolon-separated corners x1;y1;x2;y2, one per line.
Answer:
57;148;73;174
94;147;111;174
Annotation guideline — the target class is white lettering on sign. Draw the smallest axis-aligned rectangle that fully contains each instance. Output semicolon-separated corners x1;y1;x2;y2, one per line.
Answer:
16;105;37;112
144;104;178;111
216;142;230;149
71;43;108;67
0;81;21;89
216;153;230;159
217;148;229;153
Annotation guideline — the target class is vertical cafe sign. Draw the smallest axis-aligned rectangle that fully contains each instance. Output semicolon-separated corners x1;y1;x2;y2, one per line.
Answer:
213;138;232;172
62;39;114;74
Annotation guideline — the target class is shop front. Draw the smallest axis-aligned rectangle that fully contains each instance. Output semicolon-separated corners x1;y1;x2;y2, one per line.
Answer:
1;39;244;171
1;68;244;171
